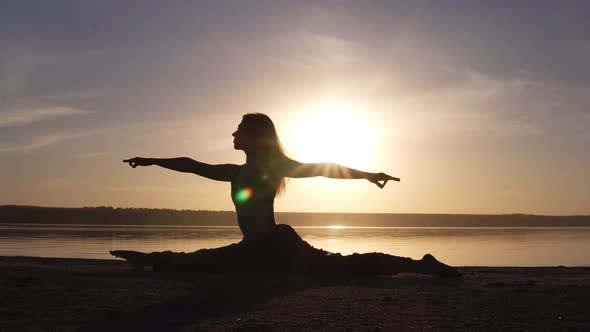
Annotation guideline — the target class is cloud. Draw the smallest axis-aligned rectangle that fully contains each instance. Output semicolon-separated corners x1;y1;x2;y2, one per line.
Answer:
0;106;92;128
0;135;63;153
38;90;106;101
0;130;97;153
384;64;590;142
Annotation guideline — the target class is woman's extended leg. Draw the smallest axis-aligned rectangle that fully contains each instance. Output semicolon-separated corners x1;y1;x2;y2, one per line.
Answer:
109;225;304;272
304;251;460;277
264;225;460;277
110;250;152;271
110;242;247;272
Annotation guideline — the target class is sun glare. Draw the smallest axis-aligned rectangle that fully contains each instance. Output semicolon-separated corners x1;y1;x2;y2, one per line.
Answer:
327;225;348;229
285;102;375;168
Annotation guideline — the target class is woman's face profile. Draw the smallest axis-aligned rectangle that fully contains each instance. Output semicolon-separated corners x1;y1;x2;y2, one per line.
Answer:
232;121;251;150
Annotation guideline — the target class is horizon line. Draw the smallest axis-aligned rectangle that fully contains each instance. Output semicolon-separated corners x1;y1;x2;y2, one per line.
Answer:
1;204;588;218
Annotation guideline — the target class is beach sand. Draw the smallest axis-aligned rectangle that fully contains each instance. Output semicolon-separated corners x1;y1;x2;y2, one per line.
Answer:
1;256;589;331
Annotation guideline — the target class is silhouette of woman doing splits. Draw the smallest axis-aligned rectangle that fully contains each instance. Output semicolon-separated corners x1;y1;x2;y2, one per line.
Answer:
111;113;459;277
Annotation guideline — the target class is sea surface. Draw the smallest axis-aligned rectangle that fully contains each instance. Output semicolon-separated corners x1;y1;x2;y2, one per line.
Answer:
1;223;590;266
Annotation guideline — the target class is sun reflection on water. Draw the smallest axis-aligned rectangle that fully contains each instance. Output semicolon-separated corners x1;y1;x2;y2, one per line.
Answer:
327;225;348;229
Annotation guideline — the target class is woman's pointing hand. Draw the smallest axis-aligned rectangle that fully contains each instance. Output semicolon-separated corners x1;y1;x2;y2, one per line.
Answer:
367;172;400;189
123;157;153;168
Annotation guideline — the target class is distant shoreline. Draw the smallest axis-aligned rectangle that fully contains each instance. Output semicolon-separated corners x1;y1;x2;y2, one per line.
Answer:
3;223;590;229
2;205;590;227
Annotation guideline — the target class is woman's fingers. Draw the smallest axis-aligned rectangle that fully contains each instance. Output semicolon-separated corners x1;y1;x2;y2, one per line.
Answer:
369;172;400;188
123;158;138;168
370;177;388;189
382;173;400;182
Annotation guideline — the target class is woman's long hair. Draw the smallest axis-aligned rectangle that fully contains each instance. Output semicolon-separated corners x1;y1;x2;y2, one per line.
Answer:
241;113;289;196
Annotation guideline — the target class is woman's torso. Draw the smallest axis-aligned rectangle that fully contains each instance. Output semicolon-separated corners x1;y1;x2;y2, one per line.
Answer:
231;164;279;240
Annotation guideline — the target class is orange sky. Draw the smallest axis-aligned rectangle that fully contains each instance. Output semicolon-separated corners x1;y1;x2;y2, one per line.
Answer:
1;1;589;215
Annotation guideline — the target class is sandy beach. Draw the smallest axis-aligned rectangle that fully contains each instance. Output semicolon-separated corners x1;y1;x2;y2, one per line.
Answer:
1;256;589;331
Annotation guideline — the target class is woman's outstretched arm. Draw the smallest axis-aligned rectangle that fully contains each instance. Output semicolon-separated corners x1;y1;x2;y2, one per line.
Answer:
123;157;239;182
280;159;400;188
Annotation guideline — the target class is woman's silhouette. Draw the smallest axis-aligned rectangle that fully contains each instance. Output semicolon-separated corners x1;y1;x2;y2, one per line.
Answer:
111;113;459;277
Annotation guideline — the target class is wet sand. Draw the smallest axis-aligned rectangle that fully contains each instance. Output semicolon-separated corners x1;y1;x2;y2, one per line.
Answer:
1;256;589;331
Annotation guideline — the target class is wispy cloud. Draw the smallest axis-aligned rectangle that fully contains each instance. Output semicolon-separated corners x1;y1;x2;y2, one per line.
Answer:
0;106;92;128
0;135;63;153
38;90;107;101
385;65;580;141
0;130;96;153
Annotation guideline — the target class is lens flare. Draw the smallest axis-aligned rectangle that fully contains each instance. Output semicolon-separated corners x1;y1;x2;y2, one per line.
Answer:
234;187;253;203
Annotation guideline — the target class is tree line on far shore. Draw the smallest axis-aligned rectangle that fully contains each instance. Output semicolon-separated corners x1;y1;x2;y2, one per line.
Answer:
1;205;589;227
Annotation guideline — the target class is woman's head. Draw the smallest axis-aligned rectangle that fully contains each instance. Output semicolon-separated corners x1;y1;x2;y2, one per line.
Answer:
232;113;288;195
233;113;281;151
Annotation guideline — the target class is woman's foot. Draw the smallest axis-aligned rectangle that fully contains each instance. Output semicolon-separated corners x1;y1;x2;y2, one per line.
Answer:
110;250;152;271
418;254;461;277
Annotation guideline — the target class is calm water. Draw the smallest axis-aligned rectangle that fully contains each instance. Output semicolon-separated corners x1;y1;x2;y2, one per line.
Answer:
1;223;589;266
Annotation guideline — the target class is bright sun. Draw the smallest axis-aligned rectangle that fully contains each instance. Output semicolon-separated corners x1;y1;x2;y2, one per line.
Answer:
284;102;375;168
